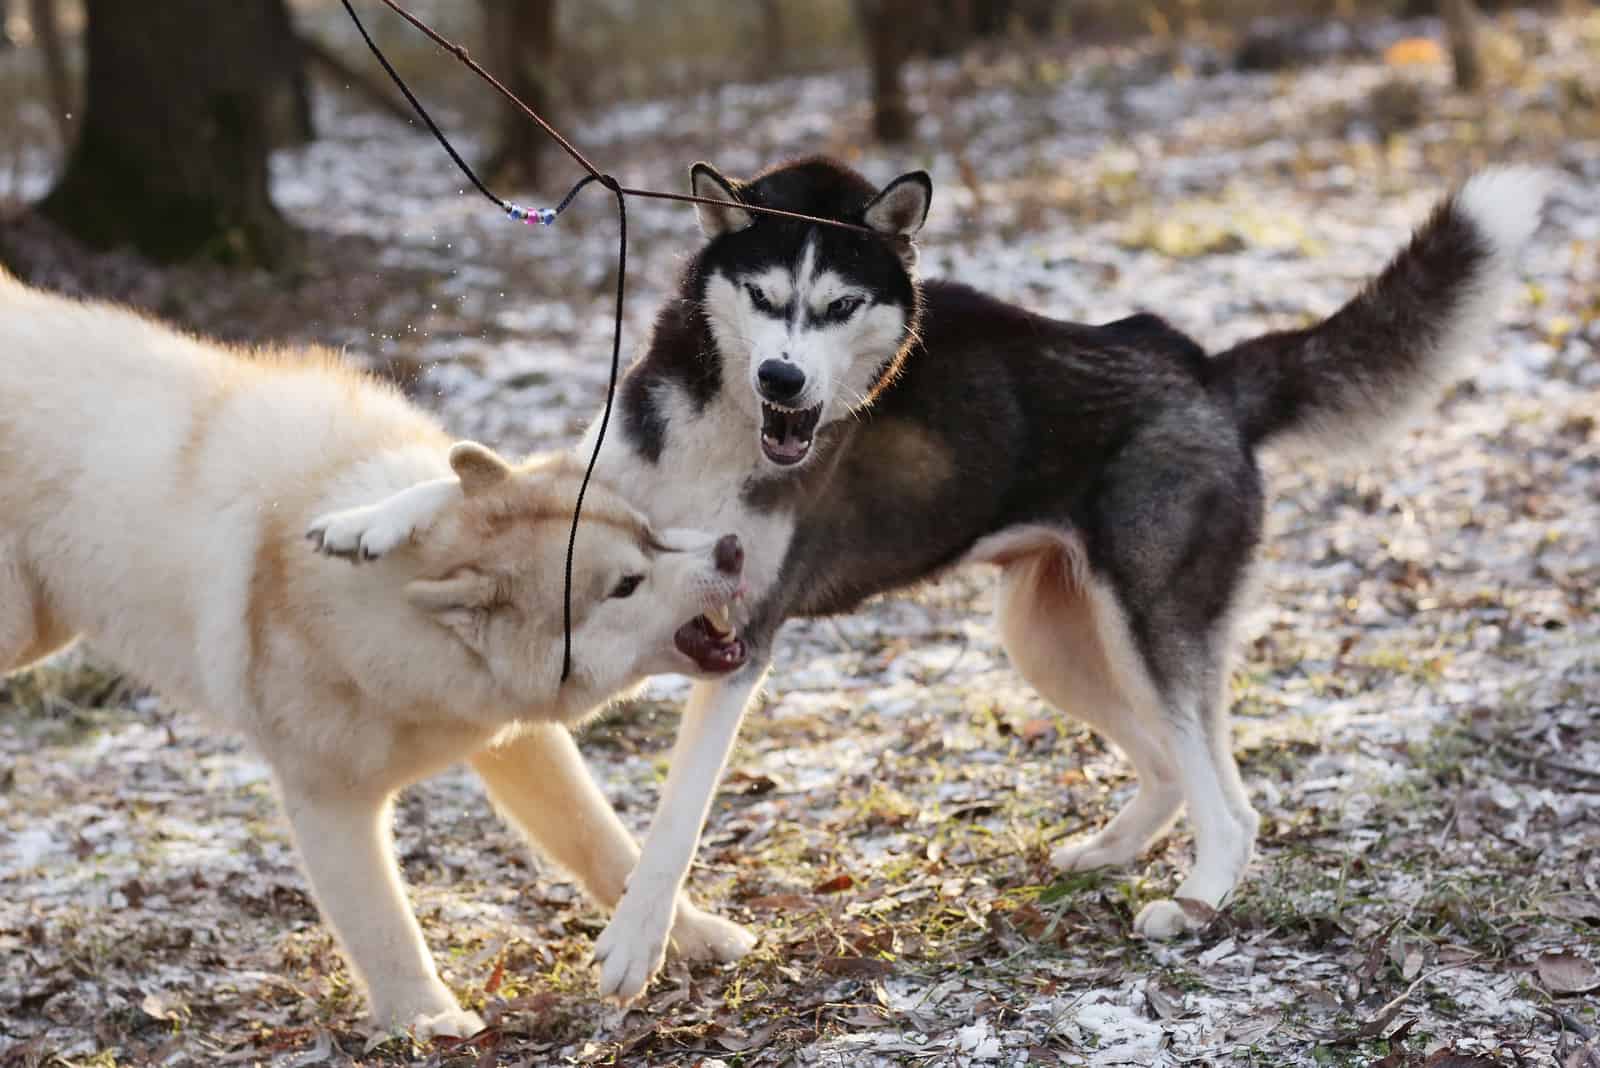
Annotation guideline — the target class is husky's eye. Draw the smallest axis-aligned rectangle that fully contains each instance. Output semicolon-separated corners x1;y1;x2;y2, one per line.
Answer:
744;283;775;314
827;295;863;319
610;574;644;599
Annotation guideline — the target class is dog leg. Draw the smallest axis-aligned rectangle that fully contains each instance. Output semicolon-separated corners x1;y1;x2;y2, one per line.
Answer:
995;553;1182;871
306;477;457;561
0;545;37;671
280;788;483;1039
591;658;770;1003
471;723;755;965
1133;680;1259;941
0;544;71;670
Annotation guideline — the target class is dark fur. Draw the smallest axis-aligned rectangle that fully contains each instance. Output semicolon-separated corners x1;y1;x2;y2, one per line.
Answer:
621;160;1505;696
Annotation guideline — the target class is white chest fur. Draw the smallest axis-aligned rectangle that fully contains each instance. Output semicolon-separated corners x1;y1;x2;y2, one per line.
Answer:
584;382;796;609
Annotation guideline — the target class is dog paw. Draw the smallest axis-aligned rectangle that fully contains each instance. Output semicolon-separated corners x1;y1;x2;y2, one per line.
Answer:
593;887;675;1004
306;505;408;562
408;1006;485;1041
670;903;757;963
1051;836;1137;872
1133;898;1199;940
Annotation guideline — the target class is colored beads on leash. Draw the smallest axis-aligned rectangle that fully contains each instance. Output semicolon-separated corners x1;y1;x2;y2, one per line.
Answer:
505;203;557;225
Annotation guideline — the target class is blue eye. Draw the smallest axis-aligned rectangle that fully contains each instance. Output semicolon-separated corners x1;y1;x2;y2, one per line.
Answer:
828;295;862;318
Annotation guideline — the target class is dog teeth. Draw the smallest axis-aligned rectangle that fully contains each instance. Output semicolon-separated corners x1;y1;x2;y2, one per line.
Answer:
705;603;734;638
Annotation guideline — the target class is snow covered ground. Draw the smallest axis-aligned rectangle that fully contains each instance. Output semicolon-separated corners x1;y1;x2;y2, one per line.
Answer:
1;11;1597;1066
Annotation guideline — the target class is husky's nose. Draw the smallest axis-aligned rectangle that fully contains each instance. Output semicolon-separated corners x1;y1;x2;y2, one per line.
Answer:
757;360;806;404
714;534;744;576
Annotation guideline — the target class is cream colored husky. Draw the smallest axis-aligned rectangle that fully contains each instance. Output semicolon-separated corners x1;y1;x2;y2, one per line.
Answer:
0;271;757;1038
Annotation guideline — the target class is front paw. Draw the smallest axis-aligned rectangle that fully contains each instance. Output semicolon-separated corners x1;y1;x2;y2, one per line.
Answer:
592;887;675;1004
671;902;757;963
408;1006;485;1041
306;505;407;562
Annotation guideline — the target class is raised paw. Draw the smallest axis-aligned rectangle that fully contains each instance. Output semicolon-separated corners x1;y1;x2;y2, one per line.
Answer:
670;903;757;963
1133;898;1206;940
305;504;407;562
592;886;676;1004
1051;835;1141;873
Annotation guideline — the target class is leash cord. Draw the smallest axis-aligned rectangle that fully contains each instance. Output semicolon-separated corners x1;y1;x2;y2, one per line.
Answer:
340;0;872;681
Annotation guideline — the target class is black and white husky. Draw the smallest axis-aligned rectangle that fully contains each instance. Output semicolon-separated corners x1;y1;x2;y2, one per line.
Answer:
321;158;1546;1002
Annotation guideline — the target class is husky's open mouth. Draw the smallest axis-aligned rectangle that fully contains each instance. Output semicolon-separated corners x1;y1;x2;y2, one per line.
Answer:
674;602;747;673
760;402;823;466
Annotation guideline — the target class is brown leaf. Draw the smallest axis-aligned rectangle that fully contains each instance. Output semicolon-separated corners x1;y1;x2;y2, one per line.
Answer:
484;955;506;996
1175;897;1219;926
818;956;893;979
140;992;175;1022
1019;718;1056;742
1144;982;1186;1022
1538;952;1600;995
745;893;814;912
1425;1051;1501;1068
716;1021;779;1052
813;874;854;894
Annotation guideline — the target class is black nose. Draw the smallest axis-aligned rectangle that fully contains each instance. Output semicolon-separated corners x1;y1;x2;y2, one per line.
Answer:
714;534;744;576
757;360;806;403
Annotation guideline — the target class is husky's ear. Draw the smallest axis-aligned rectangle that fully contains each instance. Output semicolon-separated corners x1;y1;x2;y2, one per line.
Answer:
406;568;502;650
864;171;933;240
449;441;512;497
690;162;753;238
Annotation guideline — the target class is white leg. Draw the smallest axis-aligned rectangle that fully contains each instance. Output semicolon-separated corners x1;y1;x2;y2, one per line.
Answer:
1051;731;1182;872
306;477;458;561
994;556;1184;871
470;724;754;964
1133;692;1257;940
591;660;769;1003
280;788;483;1039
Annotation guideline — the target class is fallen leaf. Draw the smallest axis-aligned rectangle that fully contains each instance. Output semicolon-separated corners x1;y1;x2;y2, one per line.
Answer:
1538;952;1600;995
1145;981;1187;1022
1425;1051;1501;1068
1384;37;1444;66
140;991;175;1022
484;955;506;996
818;956;893;979
745;893;814;911
813;874;854;894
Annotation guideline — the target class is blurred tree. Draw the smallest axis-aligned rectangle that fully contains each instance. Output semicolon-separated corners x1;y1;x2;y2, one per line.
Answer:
480;0;559;186
26;0;73;148
37;0;308;266
856;0;915;142
756;0;786;77
1442;0;1485;90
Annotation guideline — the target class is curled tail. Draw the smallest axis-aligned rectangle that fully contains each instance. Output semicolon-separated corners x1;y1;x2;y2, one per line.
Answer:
1209;168;1549;449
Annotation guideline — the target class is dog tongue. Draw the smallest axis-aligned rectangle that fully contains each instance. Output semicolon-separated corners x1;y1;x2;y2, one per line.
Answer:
761;406;816;463
763;426;809;462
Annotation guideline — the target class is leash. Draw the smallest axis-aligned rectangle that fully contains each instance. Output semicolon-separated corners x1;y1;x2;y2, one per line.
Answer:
340;0;876;682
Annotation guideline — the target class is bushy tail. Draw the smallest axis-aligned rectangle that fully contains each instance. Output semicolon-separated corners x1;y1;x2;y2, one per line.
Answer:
1209;168;1549;450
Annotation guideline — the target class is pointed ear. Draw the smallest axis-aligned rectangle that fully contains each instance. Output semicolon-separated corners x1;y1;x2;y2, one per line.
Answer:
689;162;753;238
864;171;933;240
449;441;512;497
405;568;501;650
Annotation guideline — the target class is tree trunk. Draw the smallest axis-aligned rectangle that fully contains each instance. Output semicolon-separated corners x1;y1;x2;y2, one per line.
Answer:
1442;0;1485;92
37;0;303;267
26;0;74;149
480;0;559;188
756;0;786;78
856;0;915;143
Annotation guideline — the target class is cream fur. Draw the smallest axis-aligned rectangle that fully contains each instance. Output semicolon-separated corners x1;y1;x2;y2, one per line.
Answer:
0;271;754;1038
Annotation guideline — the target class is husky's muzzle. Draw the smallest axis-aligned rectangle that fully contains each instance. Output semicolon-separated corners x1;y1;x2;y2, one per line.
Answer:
673;534;748;672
